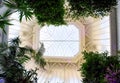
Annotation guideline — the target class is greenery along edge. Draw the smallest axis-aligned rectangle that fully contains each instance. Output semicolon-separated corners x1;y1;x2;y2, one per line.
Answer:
1;0;118;27
3;0;66;26
26;0;66;26
67;0;117;19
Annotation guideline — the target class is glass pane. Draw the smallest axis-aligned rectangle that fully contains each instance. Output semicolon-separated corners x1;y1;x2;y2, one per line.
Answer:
40;25;80;57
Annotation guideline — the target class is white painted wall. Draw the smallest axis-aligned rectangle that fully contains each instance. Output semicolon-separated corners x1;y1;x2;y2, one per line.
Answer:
85;16;111;54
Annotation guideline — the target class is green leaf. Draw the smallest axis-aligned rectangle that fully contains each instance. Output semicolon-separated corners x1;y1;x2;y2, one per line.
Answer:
0;9;13;33
0;37;39;83
4;0;33;22
67;0;117;18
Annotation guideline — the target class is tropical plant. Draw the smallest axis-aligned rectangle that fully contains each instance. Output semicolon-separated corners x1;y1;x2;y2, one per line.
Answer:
3;0;66;26
4;0;33;22
80;51;120;83
1;0;117;26
33;43;46;69
0;0;117;33
80;51;108;83
0;37;46;83
0;9;12;33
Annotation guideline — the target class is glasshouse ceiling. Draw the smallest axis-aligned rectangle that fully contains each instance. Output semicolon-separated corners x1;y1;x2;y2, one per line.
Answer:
8;12;89;63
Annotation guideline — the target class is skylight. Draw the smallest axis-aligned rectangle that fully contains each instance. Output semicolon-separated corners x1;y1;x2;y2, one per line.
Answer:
39;25;80;57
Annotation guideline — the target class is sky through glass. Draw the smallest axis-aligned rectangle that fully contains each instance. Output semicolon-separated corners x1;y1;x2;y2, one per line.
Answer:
40;25;80;57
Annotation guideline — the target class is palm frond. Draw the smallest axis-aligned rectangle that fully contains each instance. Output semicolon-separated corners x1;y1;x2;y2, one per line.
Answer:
16;55;30;64
32;43;46;68
2;9;13;18
23;68;38;82
3;0;17;9
0;37;39;83
8;37;35;64
0;19;12;33
34;52;46;68
4;0;33;22
9;37;21;46
0;9;13;33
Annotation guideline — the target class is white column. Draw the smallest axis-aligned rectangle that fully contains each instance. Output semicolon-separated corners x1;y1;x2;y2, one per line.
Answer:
117;0;120;51
32;24;40;50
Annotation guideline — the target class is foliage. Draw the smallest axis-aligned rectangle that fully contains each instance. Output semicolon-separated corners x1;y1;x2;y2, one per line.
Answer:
33;43;46;69
3;0;66;26
0;9;12;33
0;37;46;83
105;52;120;83
7;37;34;64
80;51;107;83
4;0;33;22
67;0;117;19
80;51;120;83
26;0;66;26
1;0;116;26
0;0;117;33
105;65;120;83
